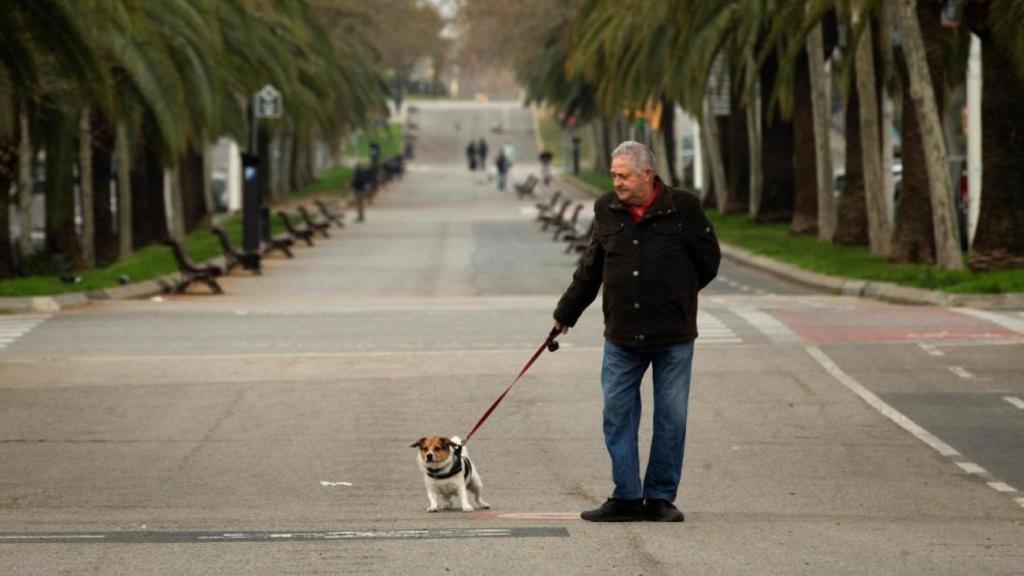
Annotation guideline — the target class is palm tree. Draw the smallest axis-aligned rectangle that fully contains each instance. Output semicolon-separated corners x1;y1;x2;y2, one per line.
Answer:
0;0;103;277
889;2;964;269
964;0;1024;270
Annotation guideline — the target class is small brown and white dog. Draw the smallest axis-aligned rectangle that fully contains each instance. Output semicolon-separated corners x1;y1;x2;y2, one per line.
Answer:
411;436;490;513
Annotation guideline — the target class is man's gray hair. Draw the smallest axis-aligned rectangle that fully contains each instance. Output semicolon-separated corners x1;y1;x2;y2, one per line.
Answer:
611;141;656;173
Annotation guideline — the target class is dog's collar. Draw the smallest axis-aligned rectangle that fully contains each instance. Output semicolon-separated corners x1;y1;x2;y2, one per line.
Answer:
425;446;471;480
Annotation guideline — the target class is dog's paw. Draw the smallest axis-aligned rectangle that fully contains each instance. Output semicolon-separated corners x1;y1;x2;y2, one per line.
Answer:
461;505;475;512
427;506;439;513
478;502;491;510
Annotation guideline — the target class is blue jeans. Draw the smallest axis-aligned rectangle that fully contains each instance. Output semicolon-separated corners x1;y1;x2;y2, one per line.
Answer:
601;341;694;502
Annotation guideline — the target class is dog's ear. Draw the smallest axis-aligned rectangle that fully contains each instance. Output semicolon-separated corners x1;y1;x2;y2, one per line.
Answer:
410;437;426;449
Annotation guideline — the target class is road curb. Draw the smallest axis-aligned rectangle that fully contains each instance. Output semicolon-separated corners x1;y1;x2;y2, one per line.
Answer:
0;276;174;313
557;175;1024;310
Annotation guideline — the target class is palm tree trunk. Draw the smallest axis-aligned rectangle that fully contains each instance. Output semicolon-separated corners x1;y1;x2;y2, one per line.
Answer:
18;111;33;258
701;95;728;211
116;119;133;258
599;116;612;169
891;46;936;263
879;0;897;227
791;48;819;235
745;48;763;219
178;145;206;232
807;21;836;240
87;113;115;265
79;108;95;268
757;52;795;223
131;126;167;248
660;96;679;187
853;6;892;257
282;132;295;196
164;163;185;241
726;82;750;214
900;1;962;270
202;136;214;216
968;31;1024;270
44;108;83;268
0;143;14;279
833;54;870;245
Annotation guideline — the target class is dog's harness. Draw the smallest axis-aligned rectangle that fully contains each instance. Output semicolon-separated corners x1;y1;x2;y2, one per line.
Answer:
425;444;472;480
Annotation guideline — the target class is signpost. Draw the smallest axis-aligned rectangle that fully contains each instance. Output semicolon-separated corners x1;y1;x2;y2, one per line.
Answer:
241;84;283;272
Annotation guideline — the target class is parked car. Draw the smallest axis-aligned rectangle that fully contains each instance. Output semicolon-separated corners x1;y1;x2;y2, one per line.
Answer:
832;162;902;199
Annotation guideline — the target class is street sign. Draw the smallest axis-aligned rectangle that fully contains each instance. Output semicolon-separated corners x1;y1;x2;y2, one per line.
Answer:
254;84;282;119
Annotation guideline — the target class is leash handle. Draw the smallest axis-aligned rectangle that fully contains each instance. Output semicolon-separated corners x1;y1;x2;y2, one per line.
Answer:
463;328;560;443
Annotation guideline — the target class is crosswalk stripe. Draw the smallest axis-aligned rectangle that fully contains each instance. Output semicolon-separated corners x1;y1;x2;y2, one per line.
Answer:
730;306;802;344
0;314;51;351
698;311;742;345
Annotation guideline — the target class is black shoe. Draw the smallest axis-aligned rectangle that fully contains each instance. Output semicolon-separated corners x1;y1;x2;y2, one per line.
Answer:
644;499;685;522
581;498;645;522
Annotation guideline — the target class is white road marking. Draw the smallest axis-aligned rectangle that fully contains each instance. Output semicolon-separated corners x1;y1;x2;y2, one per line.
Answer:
987;482;1018;493
953;308;1024;336
918;343;945;357
320;481;353;487
0;535;105;540
948;366;976;380
1003;396;1024;410
806;346;960;457
0;315;50;352
732;307;802;344
1016;498;1024;509
957;462;988;475
698;311;743;345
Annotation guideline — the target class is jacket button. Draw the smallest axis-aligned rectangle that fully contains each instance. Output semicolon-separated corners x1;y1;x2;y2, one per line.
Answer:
633;302;640;309
636;334;645;341
632;239;639;245
632;270;639;277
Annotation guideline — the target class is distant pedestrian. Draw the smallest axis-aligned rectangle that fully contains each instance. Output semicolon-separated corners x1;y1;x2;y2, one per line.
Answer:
495;151;510;192
552;141;720;523
539;149;554;185
502;142;516;167
466;141;478;171
478;138;489;167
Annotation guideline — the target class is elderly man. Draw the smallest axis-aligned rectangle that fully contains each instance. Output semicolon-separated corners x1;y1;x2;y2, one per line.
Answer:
553;141;720;522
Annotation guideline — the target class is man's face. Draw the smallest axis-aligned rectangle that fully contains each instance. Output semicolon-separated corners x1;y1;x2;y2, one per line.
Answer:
611;156;654;206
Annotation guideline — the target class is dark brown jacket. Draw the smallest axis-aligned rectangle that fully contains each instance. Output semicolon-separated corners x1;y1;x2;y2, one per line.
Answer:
553;178;720;347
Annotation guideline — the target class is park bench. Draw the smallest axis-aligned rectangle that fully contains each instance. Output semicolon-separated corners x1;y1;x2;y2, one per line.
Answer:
211;226;260;274
383;155;405;180
562;219;594;254
276;211;316;246
297;206;331;238
535;190;563;222
552;203;584;241
165;239;223;294
314;199;346;228
514;174;539;199
539;198;572;232
260;222;295;258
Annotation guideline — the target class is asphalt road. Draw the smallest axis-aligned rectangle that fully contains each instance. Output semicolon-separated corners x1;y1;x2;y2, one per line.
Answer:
0;100;1021;575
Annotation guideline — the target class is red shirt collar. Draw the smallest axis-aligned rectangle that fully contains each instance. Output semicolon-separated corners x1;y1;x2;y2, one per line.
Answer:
628;178;661;222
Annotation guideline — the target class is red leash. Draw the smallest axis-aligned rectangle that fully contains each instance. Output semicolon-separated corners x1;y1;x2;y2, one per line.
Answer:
463;328;561;443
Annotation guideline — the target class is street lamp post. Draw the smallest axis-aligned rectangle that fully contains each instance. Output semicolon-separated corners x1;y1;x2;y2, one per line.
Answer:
241;84;283;272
